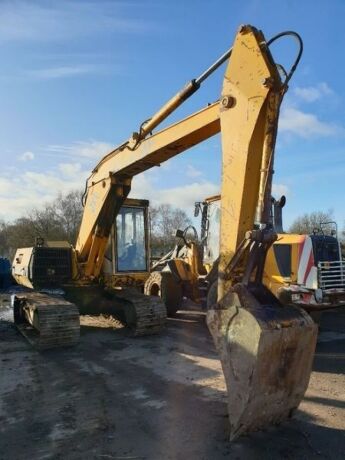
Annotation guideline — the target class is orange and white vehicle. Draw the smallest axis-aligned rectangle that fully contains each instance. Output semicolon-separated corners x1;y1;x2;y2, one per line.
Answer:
264;230;345;312
197;195;345;312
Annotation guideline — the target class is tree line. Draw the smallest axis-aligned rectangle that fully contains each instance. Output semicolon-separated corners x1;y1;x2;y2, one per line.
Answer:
0;189;343;260
0;191;83;259
0;190;191;260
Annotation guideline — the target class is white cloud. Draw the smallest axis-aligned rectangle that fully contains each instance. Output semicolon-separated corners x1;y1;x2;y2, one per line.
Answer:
293;82;333;103
19;151;35;161
272;183;289;198
22;170;83;194
0;140;116;219
279;107;342;138
0;150;287;222
186;164;202;178
158;182;219;210
1;135;216;220
0;160;218;221
0;177;12;195
0;164;88;221
58;162;82;177
130;174;218;211
0;1;154;43
27;65;97;79
46;141;113;159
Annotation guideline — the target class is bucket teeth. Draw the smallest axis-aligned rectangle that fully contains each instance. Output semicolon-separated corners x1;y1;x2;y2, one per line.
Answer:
207;286;317;441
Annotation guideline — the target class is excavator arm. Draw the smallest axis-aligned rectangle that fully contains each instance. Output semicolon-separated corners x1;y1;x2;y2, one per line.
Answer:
76;102;220;277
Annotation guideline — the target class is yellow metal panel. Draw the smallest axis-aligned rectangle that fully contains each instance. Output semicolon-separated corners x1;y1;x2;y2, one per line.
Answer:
264;234;307;294
12;247;34;289
218;26;282;297
76;177;113;259
92;102;220;184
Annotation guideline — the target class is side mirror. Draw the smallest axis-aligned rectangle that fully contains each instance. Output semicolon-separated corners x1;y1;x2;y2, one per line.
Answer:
175;229;184;239
194;203;200;217
175;229;188;246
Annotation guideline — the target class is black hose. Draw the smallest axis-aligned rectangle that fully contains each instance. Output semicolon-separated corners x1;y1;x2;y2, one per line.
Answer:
81;173;92;207
266;31;303;88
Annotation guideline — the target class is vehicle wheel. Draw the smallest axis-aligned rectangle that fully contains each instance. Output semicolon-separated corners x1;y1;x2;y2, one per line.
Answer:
207;280;218;310
145;271;182;316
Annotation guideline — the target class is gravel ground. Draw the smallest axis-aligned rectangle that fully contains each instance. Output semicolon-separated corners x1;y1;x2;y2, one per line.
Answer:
0;294;344;460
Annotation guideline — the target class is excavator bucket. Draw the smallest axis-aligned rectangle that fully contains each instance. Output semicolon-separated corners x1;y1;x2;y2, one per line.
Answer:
206;25;318;440
207;287;317;440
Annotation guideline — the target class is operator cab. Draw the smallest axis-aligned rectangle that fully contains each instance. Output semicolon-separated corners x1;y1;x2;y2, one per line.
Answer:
103;198;150;278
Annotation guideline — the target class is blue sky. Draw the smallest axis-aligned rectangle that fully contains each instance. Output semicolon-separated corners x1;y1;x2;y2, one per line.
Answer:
1;0;345;230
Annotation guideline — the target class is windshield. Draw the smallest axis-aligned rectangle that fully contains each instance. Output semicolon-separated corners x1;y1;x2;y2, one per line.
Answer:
204;200;220;264
312;236;340;263
116;206;147;272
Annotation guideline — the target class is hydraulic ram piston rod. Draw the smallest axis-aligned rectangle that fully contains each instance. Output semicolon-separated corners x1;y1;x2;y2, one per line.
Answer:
135;48;232;140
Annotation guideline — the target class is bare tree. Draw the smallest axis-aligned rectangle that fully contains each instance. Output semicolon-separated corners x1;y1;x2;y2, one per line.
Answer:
0;191;190;261
0;220;9;258
0;190;84;259
150;204;191;256
49;191;83;244
289;210;335;235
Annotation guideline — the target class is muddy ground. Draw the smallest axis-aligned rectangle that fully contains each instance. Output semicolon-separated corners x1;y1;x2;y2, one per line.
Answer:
0;295;344;460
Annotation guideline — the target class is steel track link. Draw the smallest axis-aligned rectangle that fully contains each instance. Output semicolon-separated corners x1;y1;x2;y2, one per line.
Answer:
13;293;80;350
116;290;167;336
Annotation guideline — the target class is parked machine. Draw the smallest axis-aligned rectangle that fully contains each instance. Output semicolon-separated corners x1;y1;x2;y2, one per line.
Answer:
12;197;164;348
265;223;345;311
144;195;219;310
12;25;317;440
161;194;345;313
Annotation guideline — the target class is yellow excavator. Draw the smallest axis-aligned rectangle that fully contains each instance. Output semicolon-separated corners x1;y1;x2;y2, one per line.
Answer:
12;25;317;440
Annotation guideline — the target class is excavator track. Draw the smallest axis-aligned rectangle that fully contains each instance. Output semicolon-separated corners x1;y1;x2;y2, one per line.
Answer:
12;292;80;350
116;289;167;336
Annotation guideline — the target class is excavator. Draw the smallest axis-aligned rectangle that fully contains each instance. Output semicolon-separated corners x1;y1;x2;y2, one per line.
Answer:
12;25;317;440
12;197;166;347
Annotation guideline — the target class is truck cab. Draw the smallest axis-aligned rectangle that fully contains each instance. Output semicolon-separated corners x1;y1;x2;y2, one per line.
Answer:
265;232;345;311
